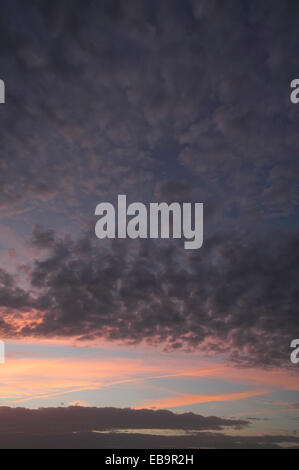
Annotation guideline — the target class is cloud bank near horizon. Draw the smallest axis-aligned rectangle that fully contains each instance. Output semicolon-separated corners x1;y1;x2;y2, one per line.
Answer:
0;405;298;449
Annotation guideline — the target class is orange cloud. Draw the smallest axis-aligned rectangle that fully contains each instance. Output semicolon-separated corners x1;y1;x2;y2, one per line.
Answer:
136;389;270;409
0;340;298;407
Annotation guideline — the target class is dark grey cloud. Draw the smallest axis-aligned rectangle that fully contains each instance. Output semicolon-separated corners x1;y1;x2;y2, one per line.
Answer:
0;406;247;435
0;406;298;449
0;0;298;220
30;224;55;248
0;1;298;369
2;431;299;449
0;0;298;450
0;269;30;311
0;225;298;368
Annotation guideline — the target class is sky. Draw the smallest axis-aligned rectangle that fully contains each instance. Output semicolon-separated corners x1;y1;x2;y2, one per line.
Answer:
0;0;298;449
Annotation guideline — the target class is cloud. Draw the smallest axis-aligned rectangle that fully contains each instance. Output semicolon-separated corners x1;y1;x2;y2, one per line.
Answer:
30;225;55;248
0;269;31;311
2;430;299;449
137;390;270;410
0;0;298;220
1;351;298;407
0;405;248;434
0;0;298;447
0;405;298;449
0;0;298;369
0;224;298;368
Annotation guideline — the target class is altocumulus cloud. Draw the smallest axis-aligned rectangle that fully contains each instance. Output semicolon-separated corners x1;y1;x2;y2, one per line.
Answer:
0;225;297;368
0;0;298;218
0;1;298;368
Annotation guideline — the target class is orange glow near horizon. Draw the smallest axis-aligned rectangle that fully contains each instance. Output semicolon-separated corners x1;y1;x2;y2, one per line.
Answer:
0;340;298;408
